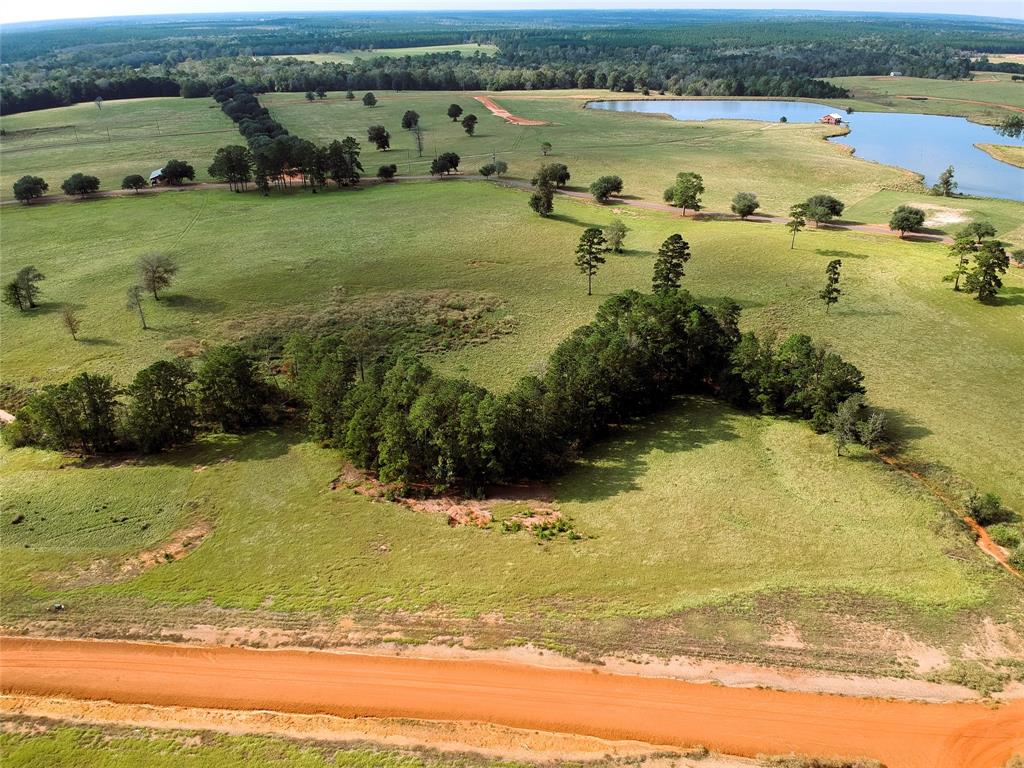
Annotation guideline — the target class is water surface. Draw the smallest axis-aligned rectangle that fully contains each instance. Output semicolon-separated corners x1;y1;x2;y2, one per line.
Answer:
588;99;1024;201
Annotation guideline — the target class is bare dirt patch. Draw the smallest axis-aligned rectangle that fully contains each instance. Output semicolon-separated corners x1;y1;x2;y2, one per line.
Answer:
474;95;548;126
46;522;212;588
333;469;565;532
912;202;970;228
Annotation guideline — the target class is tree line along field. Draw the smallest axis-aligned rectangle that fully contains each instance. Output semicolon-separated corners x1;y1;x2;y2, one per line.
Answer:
0;97;238;197
826;71;1024;125
269;43;500;64
2;180;1022;671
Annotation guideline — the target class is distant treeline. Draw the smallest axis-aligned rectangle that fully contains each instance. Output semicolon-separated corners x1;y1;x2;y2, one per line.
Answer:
3;11;1022;114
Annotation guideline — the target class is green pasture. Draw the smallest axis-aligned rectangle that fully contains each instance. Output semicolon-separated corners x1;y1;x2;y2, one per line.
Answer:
0;724;539;768
2;183;1022;512
0;97;236;197
270;43;499;63
826;73;1024;124
264;89;922;212
2;182;1022;662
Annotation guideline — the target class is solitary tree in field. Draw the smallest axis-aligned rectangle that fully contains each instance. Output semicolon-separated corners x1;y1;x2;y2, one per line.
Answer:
305;90;316;102
932;165;957;197
820;259;842;313
960;220;997;243
731;192;760;219
345;90;355;100
401;110;420;130
944;234;975;291
590;175;623;203
803;194;844;227
377;164;398;181
663;172;704;214
540;141;552;156
575;228;608;296
786;204;807;249
126;285;148;329
964;240;1010;303
533;163;570;188
462;114;478;136
492;160;508;176
412;126;425;157
362;92;377;107
2;282;26;312
61;305;82;341
889;205;926;238
430;152;461;176
16;266;45;309
121;174;148;193
605;218;629;253
95;97;103;110
529;184;554;217
367;125;391;150
137;253;178;300
12;175;48;204
61;173;100;198
315;86;327;100
447;103;463;122
652;234;691;294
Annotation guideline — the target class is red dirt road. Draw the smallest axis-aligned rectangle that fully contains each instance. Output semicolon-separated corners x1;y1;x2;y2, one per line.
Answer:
2;638;1023;767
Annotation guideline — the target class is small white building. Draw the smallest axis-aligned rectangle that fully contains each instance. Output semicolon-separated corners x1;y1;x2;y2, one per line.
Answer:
149;168;166;185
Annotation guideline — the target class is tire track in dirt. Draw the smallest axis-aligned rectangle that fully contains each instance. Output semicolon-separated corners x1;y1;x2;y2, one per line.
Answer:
2;637;1023;768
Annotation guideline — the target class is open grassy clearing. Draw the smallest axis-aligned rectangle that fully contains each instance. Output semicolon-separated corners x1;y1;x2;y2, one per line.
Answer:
2;183;1022;666
263;89;922;213
270;43;499;63
2;183;1022;511
0;98;236;199
977;143;1024;169
843;189;1024;242
826;73;1024;124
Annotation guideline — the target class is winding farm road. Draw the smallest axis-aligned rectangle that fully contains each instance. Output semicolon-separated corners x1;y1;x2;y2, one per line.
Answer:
2;637;1022;767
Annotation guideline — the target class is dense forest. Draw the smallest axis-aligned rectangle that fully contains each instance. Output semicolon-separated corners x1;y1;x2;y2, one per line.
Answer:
2;10;1022;114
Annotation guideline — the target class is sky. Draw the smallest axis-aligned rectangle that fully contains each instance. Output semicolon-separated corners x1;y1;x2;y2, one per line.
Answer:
1;0;1021;25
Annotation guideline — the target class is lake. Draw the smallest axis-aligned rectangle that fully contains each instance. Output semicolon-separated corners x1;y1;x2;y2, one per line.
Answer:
587;99;1024;201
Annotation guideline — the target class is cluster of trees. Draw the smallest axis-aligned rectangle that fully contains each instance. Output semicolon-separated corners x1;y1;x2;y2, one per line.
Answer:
944;221;1018;303
2;266;45;312
430;152;462;176
279;287;868;492
4;347;276;454
478;160;508;177
528;162;572;216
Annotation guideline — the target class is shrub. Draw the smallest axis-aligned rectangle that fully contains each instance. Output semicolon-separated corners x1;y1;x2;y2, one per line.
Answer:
965;491;1007;525
987;523;1022;549
589;175;623;203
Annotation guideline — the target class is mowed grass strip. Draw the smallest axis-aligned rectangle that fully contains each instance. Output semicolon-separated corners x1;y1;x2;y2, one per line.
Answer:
0;97;237;197
2;182;1022;509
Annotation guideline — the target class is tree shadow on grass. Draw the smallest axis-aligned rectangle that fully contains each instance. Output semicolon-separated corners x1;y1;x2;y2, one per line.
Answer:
553;396;742;504
78;427;300;470
548;212;604;229
814;248;869;261
989;286;1024;307
875;407;933;454
161;294;226;313
78;337;117;347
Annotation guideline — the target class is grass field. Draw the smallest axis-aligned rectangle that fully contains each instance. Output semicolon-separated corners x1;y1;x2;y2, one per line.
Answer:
0;97;236;198
0;723;542;768
2;181;1022;667
270;43;499;63
977;143;1024;169
827;72;1024;124
264;89;926;213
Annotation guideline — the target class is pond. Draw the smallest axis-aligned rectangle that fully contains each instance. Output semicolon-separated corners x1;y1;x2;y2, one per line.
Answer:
587;99;1024;201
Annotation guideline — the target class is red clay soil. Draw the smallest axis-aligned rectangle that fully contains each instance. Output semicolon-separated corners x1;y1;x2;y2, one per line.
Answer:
474;95;548;125
3;638;1023;768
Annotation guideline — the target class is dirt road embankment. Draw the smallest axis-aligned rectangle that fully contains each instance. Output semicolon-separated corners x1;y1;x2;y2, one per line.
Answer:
2;638;1022;767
